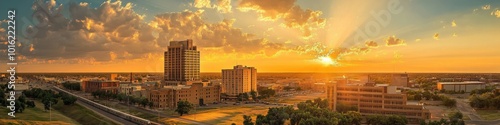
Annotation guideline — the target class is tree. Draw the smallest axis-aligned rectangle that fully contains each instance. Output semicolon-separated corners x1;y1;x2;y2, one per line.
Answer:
19;94;27;104
243;115;254;125
42;94;58;111
299;117;338;125
62;94;77;105
26;100;36;108
14;100;25;113
175;100;193;116
448;111;463;120
0;88;6;106
255;114;267;125
265;107;290;125
442;97;457;108
140;97;149;108
62;82;81;91
344;111;362;125
387;115;408;125
238;93;250;101
290;110;312;125
258;89;276;99
148;101;154;109
250;91;257;101
296;87;302;91
336;103;357;113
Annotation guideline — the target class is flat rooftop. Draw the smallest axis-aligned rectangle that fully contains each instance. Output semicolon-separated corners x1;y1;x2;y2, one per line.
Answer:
438;81;485;85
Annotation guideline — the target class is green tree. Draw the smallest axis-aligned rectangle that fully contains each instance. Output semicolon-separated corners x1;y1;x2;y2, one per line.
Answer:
344;111;362;125
299;117;338;125
148;101;154;109
265;107;290;125
140;97;149;108
243;115;254;125
62;94;77;105
290;110;312;125
255;114;268;125
238;93;250;101
336;103;357;113
0;88;6;106
19;94;27;104
250;91;258;101
26;100;36;108
448;111;463;120
443;98;457;108
175;100;193;116
42;94;58;111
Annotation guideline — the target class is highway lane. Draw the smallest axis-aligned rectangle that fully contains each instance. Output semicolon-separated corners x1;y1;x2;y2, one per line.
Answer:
76;99;137;125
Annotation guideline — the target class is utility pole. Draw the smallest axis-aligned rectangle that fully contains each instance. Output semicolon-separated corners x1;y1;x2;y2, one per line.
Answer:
50;102;52;121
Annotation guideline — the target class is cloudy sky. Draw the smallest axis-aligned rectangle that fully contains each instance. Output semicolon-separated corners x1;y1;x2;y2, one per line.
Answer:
0;0;499;73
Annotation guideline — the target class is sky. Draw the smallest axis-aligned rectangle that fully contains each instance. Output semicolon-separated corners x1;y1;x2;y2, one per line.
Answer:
0;0;499;73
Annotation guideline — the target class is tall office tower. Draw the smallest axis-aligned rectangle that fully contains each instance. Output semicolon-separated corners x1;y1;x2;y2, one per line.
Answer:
222;65;257;96
391;73;409;87
164;39;200;86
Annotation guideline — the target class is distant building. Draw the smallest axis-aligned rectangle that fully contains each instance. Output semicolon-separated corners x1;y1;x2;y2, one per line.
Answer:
119;83;142;95
326;83;430;123
81;80;119;93
391;74;409;87
222;65;257;96
110;74;118;81
436;81;485;92
164;39;200;86
149;82;220;109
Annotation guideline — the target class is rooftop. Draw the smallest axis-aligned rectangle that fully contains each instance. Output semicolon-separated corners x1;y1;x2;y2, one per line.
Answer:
438;81;485;85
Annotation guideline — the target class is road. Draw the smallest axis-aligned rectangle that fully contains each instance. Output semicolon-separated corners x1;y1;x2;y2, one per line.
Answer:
76;100;136;125
448;95;500;125
120;103;210;125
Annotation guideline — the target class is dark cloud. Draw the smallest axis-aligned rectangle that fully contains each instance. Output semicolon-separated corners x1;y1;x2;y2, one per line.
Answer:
385;36;406;46
365;41;378;48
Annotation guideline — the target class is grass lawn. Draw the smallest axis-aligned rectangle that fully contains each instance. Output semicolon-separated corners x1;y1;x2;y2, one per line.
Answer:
278;93;327;104
0;99;78;125
52;100;118;125
169;105;274;125
97;100;162;121
476;110;500;120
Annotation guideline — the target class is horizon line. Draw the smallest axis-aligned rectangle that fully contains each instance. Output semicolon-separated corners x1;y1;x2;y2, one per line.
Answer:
4;71;500;74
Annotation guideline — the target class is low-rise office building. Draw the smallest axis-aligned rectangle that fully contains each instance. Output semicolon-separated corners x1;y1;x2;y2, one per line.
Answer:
327;83;430;123
149;82;221;109
81;80;119;93
437;81;485;92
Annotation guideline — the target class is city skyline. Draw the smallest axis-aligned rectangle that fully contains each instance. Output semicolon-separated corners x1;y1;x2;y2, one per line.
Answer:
1;0;500;73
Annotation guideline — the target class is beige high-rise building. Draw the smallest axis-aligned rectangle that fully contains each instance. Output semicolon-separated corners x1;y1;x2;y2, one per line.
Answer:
222;65;257;96
164;39;200;85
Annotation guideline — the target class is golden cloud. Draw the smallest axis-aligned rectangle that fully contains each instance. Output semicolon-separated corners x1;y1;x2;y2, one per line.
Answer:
237;0;325;37
365;41;378;48
482;5;490;10
194;0;212;8
386;36;406;46
216;0;232;13
451;20;457;27
434;33;439;40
